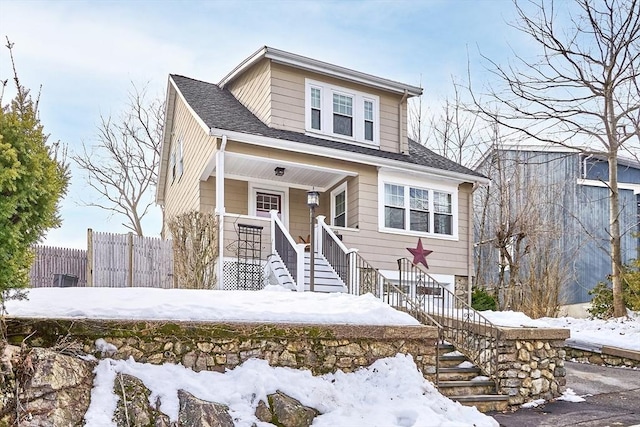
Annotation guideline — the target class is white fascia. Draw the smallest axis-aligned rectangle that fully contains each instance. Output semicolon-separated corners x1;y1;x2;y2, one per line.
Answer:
218;46;423;97
208;128;489;186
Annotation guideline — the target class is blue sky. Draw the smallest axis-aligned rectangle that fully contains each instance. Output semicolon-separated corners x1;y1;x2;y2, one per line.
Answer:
0;0;536;249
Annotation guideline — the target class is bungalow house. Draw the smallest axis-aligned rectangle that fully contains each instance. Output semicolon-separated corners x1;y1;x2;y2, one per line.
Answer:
156;46;488;296
474;145;640;314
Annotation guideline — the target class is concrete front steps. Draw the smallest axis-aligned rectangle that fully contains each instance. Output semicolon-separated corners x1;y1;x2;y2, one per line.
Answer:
437;343;510;413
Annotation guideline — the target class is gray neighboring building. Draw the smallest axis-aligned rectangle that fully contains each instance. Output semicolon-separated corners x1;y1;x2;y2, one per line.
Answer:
474;146;640;306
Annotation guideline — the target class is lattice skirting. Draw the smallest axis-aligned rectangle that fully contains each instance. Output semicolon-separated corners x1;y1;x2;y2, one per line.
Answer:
222;258;267;291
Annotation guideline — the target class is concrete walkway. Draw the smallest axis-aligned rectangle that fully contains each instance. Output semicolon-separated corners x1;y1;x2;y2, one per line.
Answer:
490;361;640;427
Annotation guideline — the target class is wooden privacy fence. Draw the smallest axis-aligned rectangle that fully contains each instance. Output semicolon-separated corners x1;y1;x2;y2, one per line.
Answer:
29;230;174;288
29;245;87;287
87;229;174;288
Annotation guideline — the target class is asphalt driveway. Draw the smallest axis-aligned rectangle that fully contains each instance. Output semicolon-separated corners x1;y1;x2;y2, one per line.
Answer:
490;361;640;427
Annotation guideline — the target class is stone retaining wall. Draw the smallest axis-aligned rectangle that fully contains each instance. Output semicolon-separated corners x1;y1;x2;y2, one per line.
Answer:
496;327;570;406
565;346;640;368
5;318;439;378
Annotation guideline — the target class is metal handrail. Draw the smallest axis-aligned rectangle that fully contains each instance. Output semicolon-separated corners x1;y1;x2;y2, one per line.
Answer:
270;211;304;291
345;250;444;385
315;216;349;287
397;258;500;387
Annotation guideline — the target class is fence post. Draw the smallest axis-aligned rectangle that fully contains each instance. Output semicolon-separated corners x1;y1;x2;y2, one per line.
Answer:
86;228;93;287
128;232;134;287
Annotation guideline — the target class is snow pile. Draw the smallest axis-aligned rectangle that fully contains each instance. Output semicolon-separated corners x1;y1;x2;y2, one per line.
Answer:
480;310;551;328
85;354;498;427
480;310;640;352
521;398;545;408
4;287;419;326
539;316;640;352
556;388;587;403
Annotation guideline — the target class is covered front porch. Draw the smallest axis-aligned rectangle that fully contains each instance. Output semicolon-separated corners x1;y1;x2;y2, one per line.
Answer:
204;143;360;291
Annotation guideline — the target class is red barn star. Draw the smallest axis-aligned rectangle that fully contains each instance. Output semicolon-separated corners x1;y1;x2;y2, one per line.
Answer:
407;238;433;268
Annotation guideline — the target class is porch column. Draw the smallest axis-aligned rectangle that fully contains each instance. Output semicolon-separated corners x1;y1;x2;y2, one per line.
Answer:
215;136;227;290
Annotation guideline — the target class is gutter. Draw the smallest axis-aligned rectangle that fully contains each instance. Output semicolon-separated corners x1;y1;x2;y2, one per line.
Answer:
219;46;423;96
467;181;481;306
216;135;228;290
399;90;408;154
208;128;490;185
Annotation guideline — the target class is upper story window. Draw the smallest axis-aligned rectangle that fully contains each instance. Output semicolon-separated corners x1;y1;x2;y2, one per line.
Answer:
379;171;458;239
305;79;379;146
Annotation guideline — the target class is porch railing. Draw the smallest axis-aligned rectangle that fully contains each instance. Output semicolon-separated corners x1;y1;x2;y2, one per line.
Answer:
315;216;349;287
270;211;305;292
397;257;500;387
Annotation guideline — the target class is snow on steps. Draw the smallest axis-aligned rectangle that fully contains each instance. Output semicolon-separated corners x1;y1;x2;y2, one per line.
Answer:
303;252;346;293
265;252;346;293
437;342;510;413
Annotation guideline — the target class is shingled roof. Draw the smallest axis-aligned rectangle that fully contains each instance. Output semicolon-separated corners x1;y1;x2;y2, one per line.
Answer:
170;74;485;179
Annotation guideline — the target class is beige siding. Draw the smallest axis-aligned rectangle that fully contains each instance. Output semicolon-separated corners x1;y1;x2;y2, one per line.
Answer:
222;215;271;259
269;62;405;153
218;140;472;276
162;95;217;235
227;58;272;126
333;167;473;277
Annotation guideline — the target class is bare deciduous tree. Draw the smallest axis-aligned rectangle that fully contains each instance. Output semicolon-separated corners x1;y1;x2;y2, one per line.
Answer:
474;144;572;316
168;211;218;289
74;83;163;236
410;78;490;168
474;0;640;317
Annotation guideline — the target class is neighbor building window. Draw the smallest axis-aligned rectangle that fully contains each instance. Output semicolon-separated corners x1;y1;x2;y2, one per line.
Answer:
380;178;457;238
331;183;347;227
305;79;379;146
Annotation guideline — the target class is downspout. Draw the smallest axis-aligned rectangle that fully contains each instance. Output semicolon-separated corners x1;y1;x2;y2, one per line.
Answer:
399;90;409;154
468;181;480;306
216;135;228;290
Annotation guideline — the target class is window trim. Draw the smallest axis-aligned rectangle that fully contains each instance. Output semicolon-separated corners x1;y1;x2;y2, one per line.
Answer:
305;78;379;146
378;171;459;240
330;182;348;228
248;183;289;228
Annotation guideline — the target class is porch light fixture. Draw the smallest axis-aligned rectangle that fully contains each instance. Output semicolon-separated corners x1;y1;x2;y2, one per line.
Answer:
274;167;285;177
306;190;320;209
307;190;320;292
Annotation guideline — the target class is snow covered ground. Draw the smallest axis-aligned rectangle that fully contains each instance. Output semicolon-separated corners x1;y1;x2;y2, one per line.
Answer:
6;288;636;425
3;287;420;326
5;287;497;426
481;310;640;352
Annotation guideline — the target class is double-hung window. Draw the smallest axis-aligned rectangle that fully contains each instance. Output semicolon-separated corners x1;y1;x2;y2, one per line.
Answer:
170;138;184;183
306;79;379;146
433;191;453;235
331;183;347;227
332;93;353;137
364;100;374;141
311;87;322;130
384;184;405;229
381;180;457;238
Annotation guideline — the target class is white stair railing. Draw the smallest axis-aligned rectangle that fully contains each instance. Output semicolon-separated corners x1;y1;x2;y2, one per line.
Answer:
270;211;305;292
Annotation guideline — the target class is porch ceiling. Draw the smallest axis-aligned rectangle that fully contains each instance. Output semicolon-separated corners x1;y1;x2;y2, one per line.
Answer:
215;152;357;192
